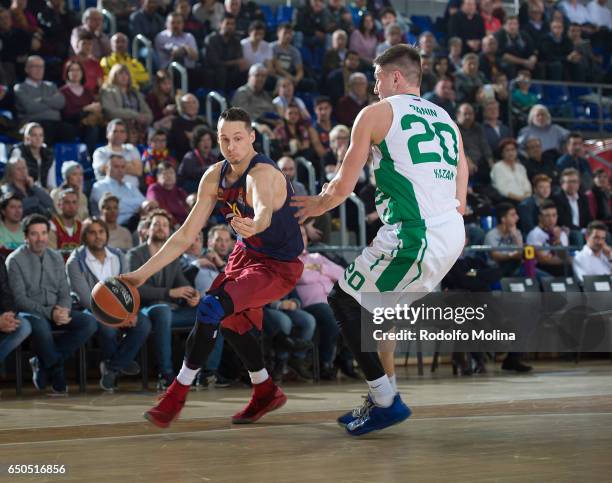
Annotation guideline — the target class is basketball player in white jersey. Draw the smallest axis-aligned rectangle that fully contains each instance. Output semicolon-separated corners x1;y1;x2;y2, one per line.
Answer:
292;44;468;436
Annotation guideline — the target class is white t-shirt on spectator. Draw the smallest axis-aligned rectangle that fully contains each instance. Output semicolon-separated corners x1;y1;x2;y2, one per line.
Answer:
85;247;120;282
240;38;273;68
93;144;141;188
573;245;612;281
526;225;569;256
560;0;591;24
587;0;612;29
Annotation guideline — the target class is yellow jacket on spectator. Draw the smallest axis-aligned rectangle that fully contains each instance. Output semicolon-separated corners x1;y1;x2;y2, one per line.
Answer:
100;53;150;90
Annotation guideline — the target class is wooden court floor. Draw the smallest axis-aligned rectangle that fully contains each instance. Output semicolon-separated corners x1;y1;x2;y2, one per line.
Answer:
1;361;612;482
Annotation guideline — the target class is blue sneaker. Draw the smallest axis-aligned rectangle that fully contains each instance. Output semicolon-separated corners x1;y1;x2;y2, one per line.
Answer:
337;394;374;426
346;394;411;436
29;357;47;391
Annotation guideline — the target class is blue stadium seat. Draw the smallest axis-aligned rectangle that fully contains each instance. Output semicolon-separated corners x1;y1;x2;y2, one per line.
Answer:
260;4;276;30
276;6;294;25
541;84;569;105
572;103;600;131
410;15;434;34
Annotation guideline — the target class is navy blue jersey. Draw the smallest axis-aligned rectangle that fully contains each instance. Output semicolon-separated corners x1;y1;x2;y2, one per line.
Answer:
216;154;304;261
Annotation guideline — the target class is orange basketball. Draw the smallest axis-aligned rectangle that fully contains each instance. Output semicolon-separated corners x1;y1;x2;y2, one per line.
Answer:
91;277;140;327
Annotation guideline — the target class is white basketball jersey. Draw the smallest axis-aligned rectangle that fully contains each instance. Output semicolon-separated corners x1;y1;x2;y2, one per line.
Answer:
372;93;461;224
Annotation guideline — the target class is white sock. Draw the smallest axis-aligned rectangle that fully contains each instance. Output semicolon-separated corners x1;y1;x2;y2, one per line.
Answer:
367;374;395;408
389;374;398;394
177;362;200;386
249;368;269;385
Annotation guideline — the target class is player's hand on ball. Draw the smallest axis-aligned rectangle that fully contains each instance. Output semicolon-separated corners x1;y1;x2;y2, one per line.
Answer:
119;271;147;288
231;216;257;238
291;195;326;224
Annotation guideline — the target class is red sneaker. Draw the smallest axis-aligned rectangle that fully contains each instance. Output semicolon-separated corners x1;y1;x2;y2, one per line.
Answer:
144;379;190;428
232;378;287;424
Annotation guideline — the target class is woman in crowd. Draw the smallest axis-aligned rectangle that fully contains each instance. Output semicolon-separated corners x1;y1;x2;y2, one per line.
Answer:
518;104;569;161
0;156;54;217
177;126;218;194
146;70;178;129
349;12;378;65
491;138;532;204
8;122;55;189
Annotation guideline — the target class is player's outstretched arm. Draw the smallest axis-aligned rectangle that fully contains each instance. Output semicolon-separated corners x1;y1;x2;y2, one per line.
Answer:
121;163;221;287
230;164;283;238
456;132;469;216
291;102;389;223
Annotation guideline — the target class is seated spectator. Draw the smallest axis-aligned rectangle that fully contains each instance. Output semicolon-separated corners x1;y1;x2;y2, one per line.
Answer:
100;0;137;35
273;77;311;122
419;31;439;58
278;156;308;196
312;96;335;156
273;104;320;161
335;72;369;127
375;23;403;57
296;0;332;53
521;0;549;47
90;155;145;228
587;0;612;30
350;12;377;64
457;103;494;187
454;53;486;104
0;192;24;251
433;55;452;80
494;15;537;78
485;202;524;276
573;221;612;281
491;138;532;204
511;69;539;122
174;0;205;47
295;225;345;380
99;193;133;251
146;163;189;226
70;7;110;59
0;6;37;85
178;126;218;194
420;55;438;95
480;0;502;33
48;188;82;251
8;122;55;189
552;168;592;247
60;60;103;154
322;29;348;81
540;19;574;81
129;0;164;42
424;79;457;118
67;31;104;93
447;36;464;71
50;161;89;221
523;138;559;185
127;209;200;390
264;294;316;382
1;156;54;217
7;214;97;393
479;34;506;83
518;104;569;161
325;50;361;107
271;23;310;91
66;217;151;391
232;64;275;121
0;252;31;363
518;174;552;235
101;33;150;91
168;93;208;162
93;119;142;188
322;124;350;181
566;22;606;84
448;0;486;53
587;169;612;224
193;0;225;31
326;0;353;34
559;0;590;25
203;13;247;91
154;12;198;70
556;133;593;191
142;129;177;186
526;200;570;276
146;70;177;128
223;0;264;39
240;20;273;70
377;7;412;42
482;100;511;155
37;0;79;61
100;64;153;145
14;56;77;145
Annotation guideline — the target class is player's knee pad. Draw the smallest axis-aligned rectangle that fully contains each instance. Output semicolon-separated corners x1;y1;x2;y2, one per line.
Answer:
196;291;232;326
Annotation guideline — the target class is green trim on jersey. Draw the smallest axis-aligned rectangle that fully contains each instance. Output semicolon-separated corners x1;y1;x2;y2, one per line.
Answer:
373;140;428;292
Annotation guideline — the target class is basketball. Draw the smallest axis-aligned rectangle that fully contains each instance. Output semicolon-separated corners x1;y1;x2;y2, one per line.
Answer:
91;277;140;327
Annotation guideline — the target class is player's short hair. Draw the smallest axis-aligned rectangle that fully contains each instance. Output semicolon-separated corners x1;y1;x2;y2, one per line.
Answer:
587;220;608;235
218;107;252;131
374;44;422;87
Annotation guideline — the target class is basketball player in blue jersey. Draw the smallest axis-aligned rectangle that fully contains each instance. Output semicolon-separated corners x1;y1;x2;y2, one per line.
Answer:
122;108;305;428
293;44;469;436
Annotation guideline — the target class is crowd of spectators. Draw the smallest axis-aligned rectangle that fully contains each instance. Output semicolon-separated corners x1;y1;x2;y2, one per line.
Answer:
1;0;612;391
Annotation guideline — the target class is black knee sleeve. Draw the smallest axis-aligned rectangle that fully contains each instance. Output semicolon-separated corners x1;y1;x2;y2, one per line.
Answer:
221;327;264;373
185;323;218;369
327;283;385;381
